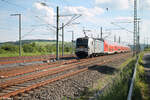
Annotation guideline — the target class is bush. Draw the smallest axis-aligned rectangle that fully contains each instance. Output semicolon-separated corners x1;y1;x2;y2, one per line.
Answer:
37;46;47;53
45;44;53;53
23;44;37;53
0;48;6;54
0;42;73;55
65;46;70;52
1;44;18;52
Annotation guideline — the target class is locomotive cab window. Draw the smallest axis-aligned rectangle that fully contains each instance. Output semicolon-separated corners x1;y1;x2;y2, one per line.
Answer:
76;38;88;48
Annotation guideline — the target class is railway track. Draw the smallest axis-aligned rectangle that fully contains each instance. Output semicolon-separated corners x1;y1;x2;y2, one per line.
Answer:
0;53;124;79
0;53;130;99
0;59;77;78
0;54;73;61
0;54;75;65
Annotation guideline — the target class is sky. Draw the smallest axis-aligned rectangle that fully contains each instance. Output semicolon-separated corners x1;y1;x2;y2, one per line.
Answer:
0;0;150;45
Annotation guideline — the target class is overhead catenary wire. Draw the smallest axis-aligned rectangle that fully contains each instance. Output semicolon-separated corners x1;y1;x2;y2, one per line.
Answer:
1;0;57;30
111;22;133;33
1;0;58;41
1;0;83;42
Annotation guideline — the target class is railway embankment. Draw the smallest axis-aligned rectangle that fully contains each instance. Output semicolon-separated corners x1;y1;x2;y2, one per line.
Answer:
0;53;131;100
16;53;131;100
77;56;136;100
82;50;150;100
132;51;150;100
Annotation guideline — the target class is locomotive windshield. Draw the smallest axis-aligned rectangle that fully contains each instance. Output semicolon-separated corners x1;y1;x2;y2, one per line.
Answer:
76;38;88;48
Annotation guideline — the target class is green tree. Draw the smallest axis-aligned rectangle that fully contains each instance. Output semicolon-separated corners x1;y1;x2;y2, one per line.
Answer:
1;44;18;52
23;44;36;53
37;46;47;53
0;48;6;54
65;46;70;52
45;44;53;53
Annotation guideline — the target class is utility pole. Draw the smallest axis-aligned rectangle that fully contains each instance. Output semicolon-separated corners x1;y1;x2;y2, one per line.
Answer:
101;27;103;39
119;36;121;43
144;37;145;49
72;31;74;54
56;6;59;60
133;0;138;56
10;14;22;56
38;3;81;59
137;20;140;53
147;38;148;48
62;23;64;57
68;31;74;54
114;35;116;42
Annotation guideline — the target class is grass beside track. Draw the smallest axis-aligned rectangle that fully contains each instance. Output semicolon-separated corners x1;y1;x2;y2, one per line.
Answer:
63;55;135;100
95;57;135;100
132;51;150;100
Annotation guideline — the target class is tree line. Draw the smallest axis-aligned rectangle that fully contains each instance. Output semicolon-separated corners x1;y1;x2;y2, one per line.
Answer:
0;42;73;54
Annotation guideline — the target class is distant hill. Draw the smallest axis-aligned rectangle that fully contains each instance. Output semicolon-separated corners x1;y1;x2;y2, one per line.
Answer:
0;39;73;47
0;39;56;45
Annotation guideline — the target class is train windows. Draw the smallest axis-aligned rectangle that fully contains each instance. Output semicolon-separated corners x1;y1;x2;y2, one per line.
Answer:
76;38;88;48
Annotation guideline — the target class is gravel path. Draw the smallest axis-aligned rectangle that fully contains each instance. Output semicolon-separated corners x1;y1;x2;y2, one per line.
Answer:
143;53;150;95
16;53;132;100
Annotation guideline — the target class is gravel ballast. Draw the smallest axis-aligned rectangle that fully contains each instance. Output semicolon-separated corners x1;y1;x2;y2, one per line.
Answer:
18;53;132;100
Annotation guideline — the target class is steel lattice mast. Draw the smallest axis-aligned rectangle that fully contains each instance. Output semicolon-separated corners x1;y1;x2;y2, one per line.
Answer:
133;0;138;56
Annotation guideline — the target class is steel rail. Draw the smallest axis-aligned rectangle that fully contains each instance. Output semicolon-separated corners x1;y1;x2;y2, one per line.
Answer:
0;59;77;78
0;54;75;65
0;54;73;60
0;56;107;88
0;53;130;99
0;53;123;78
0;55;52;61
0;53;128;78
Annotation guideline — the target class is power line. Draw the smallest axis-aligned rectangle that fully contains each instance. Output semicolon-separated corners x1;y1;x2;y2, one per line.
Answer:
1;0;56;30
111;22;133;33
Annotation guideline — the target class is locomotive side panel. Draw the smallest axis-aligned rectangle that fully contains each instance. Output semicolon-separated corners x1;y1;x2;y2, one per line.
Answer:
88;38;94;56
94;39;104;54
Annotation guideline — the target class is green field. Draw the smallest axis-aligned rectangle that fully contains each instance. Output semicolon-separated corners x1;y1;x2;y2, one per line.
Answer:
0;40;73;57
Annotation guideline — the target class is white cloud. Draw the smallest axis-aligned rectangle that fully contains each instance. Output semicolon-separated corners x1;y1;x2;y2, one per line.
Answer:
114;16;133;22
142;0;150;9
63;6;104;17
62;6;104;24
95;0;111;4
34;2;55;24
141;19;150;37
95;0;130;10
95;0;150;10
